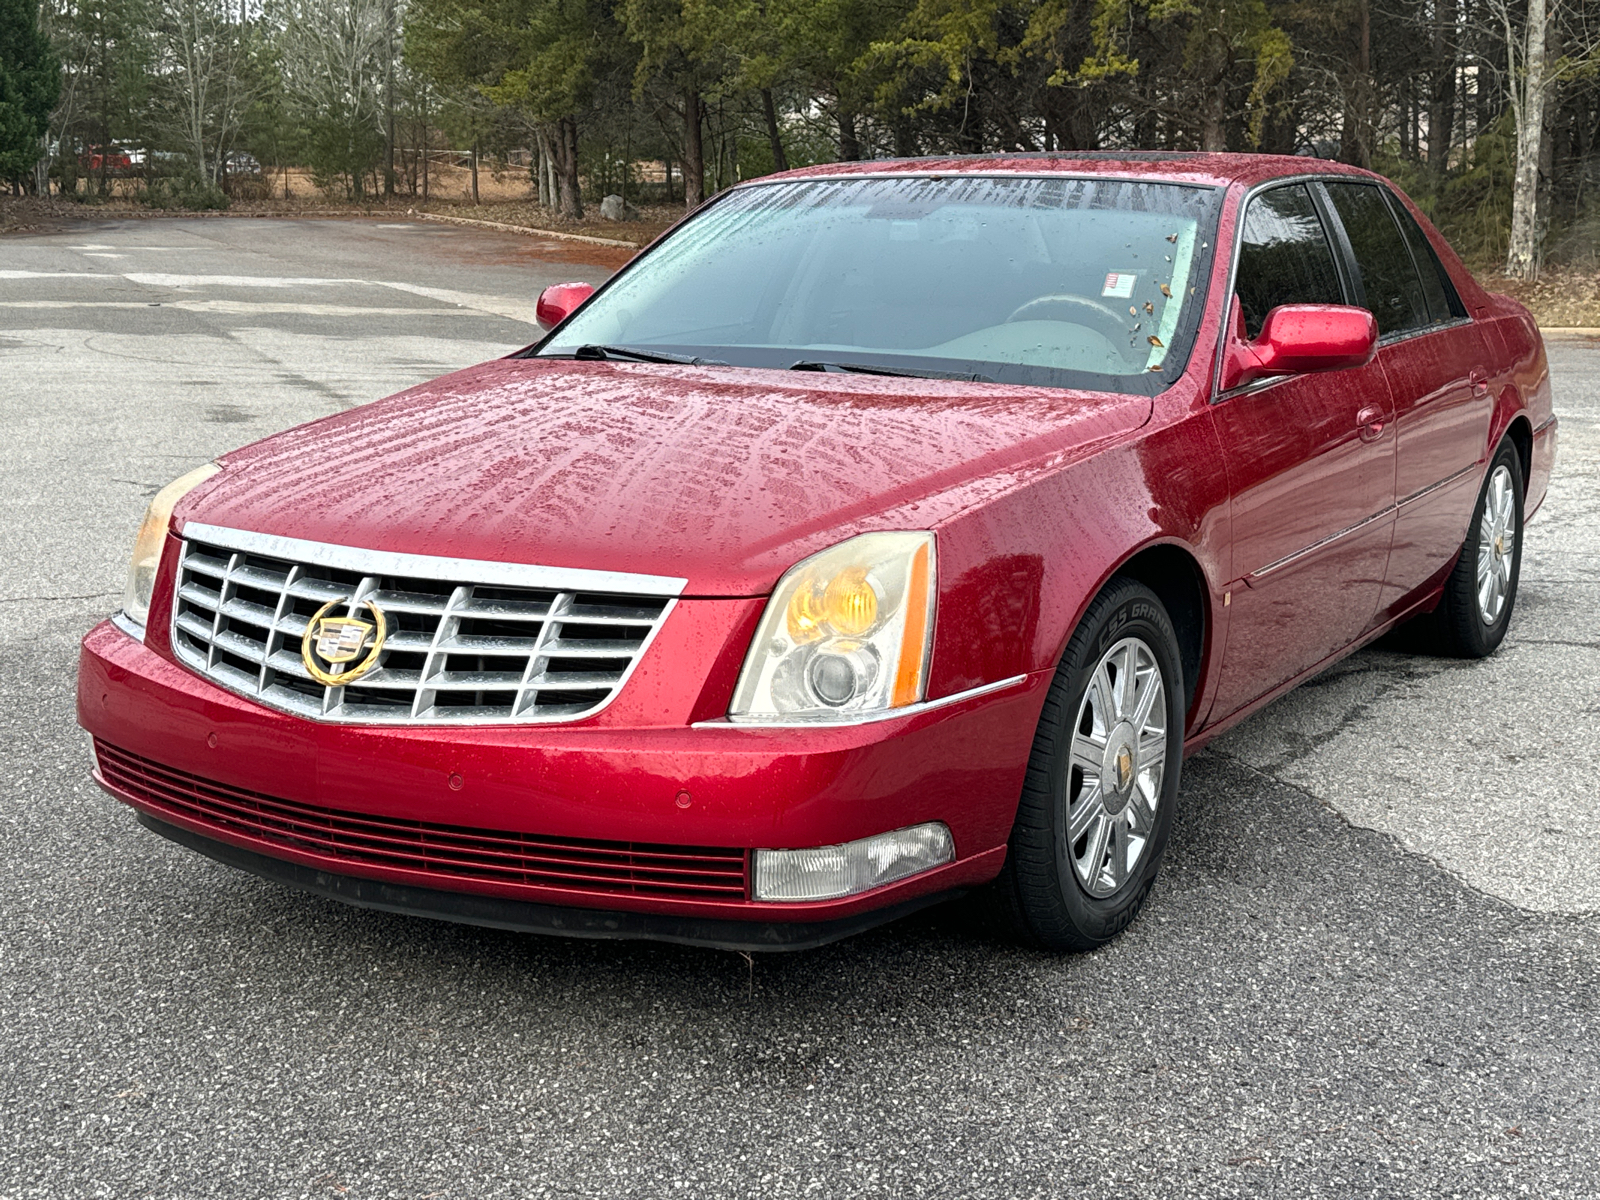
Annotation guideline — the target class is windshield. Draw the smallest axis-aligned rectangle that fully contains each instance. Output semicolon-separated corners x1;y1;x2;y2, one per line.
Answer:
537;174;1221;393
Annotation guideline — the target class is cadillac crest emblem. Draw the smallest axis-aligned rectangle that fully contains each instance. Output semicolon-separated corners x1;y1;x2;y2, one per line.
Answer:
301;597;388;686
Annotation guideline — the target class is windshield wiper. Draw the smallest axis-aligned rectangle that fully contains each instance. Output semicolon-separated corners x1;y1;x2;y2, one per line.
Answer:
571;344;726;366
790;359;994;383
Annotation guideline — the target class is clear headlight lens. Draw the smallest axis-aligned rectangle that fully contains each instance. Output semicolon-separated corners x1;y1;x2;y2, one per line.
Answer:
729;532;935;722
121;462;220;630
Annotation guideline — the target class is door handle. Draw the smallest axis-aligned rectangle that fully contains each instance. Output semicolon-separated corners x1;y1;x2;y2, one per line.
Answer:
1356;405;1387;442
1470;369;1490;396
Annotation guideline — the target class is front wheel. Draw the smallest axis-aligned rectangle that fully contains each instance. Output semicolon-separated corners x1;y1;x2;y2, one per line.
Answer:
992;578;1185;951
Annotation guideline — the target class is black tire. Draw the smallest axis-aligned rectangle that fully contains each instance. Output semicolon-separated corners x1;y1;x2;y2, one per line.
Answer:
991;578;1185;951
1426;438;1525;659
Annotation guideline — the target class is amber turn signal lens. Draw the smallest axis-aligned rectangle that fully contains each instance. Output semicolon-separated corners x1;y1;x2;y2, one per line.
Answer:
890;542;932;707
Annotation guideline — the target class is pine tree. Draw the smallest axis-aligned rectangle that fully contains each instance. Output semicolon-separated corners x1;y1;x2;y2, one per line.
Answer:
0;0;60;189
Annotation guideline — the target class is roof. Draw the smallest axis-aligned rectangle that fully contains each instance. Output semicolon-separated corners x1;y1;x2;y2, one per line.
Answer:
763;151;1381;190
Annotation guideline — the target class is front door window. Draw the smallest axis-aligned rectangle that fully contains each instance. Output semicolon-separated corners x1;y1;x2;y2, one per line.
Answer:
1234;183;1346;340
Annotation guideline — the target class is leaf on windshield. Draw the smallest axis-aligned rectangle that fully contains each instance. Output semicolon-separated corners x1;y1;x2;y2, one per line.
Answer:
1166;233;1179;243
1144;302;1154;314
1149;364;1163;371
1159;283;1172;298
1148;335;1164;347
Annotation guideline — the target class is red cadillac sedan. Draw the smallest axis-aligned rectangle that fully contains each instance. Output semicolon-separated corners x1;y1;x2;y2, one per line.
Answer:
79;153;1555;952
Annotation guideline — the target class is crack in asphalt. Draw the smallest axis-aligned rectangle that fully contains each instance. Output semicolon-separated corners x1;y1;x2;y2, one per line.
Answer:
0;591;117;605
1507;637;1600;651
109;477;162;496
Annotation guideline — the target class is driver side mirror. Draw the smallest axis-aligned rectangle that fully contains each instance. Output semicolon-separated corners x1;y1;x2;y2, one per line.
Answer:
1221;301;1377;392
536;282;595;330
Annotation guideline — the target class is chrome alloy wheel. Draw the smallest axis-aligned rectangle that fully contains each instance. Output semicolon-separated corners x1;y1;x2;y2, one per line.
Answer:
1476;463;1517;626
1065;636;1168;898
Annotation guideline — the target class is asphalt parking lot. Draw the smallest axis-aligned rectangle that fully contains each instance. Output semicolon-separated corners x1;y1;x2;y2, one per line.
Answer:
1;218;1596;1199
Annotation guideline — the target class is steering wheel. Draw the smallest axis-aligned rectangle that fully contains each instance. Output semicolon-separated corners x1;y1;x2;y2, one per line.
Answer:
1005;294;1134;346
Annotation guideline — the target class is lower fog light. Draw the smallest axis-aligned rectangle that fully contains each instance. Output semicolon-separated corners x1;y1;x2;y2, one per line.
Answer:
753;822;955;902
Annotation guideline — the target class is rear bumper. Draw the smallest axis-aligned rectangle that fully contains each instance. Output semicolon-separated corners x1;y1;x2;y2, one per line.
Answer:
80;620;1039;938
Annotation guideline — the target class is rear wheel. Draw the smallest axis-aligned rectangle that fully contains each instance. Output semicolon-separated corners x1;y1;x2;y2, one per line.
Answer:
992;578;1184;951
1426;439;1524;658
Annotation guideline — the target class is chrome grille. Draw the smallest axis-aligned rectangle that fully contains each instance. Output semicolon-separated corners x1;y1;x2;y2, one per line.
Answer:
168;524;680;724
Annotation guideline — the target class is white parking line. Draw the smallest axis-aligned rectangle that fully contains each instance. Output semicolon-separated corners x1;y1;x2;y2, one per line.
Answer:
0;300;491;316
0;270;537;324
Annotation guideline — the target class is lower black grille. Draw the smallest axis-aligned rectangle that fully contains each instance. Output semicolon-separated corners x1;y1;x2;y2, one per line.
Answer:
96;740;750;901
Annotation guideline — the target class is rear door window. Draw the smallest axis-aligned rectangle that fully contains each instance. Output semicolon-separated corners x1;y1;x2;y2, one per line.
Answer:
1384;192;1467;323
1234;184;1345;340
1322;182;1431;336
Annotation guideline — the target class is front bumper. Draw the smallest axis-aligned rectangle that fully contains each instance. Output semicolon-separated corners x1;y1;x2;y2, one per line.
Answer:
1527;415;1557;520
80;621;1044;940
136;814;959;951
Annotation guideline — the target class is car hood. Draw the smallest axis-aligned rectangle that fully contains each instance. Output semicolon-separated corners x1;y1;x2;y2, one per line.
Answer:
183;358;1152;596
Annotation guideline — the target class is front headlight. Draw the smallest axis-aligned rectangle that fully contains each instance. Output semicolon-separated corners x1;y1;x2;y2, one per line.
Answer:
729;532;935;722
121;462;221;631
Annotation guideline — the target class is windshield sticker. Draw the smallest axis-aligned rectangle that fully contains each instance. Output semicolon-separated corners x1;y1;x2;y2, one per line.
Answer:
1102;272;1138;299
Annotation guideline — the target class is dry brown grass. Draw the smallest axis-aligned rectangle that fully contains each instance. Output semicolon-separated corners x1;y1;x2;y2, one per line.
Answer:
1476;265;1600;329
429;200;682;247
0;195;86;234
0;173;678;248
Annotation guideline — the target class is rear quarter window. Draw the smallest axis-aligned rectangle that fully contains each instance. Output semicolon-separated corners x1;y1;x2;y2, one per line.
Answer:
1384;192;1468;323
